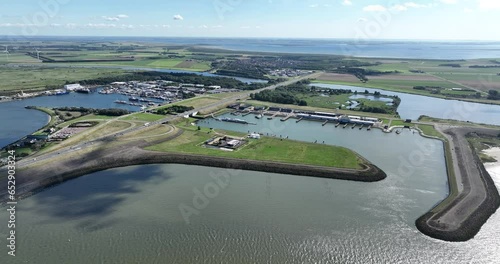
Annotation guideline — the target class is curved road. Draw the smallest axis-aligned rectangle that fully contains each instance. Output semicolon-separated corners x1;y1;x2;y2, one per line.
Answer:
10;71;323;169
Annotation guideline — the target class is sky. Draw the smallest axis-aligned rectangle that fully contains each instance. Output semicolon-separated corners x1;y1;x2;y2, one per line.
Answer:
0;0;499;41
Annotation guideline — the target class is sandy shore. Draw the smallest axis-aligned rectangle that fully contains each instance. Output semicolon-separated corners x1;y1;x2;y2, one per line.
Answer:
484;147;500;189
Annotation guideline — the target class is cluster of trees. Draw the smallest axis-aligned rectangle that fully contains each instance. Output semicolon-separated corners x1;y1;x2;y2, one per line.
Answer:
182;92;196;99
439;63;461;68
488;90;500;100
359;106;389;114
53;107;130;116
155;105;194;115
413;86;442;91
69;121;99;127
332;67;400;82
76;72;268;91
250;90;307;106
469;65;500;69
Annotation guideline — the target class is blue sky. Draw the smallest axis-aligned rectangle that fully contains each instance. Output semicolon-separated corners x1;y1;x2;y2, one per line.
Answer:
0;0;499;40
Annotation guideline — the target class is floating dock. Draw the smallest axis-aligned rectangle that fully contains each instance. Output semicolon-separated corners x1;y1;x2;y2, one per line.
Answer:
268;112;280;120
280;114;293;122
296;117;303;123
322;120;328;126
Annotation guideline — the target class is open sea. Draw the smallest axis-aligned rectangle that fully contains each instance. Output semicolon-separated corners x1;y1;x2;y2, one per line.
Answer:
3;36;500;59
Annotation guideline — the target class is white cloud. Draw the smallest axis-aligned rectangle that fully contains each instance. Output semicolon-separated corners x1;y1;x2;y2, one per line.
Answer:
102;16;120;21
463;7;474;13
440;0;457;4
391;4;408;11
342;0;352;6
405;2;430;8
309;4;319;8
173;14;184;20
389;2;435;11
363;5;387;12
357;17;367;22
102;14;129;21
478;0;500;9
0;23;36;27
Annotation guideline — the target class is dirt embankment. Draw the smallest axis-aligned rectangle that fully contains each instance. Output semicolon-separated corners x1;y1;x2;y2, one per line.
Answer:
416;127;500;242
1;130;386;203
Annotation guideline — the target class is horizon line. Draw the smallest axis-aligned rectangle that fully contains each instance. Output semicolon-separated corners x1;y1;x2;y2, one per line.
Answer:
1;35;500;43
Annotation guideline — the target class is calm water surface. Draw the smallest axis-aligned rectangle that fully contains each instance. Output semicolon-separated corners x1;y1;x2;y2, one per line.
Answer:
8;36;500;59
313;83;500;125
4;117;496;263
0;90;140;147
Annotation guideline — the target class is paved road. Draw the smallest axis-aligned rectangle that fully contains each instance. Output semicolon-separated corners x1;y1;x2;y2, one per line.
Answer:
12;72;322;169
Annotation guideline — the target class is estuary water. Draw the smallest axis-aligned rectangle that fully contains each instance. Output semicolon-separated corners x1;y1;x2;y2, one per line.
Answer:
8;36;500;59
0;90;139;148
1;117;500;263
313;83;500;125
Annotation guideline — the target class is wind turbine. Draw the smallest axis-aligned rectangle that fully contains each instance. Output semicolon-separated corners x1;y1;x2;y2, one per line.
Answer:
34;48;41;61
2;46;9;60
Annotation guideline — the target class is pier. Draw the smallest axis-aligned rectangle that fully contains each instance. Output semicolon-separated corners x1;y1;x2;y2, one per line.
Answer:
268;111;280;120
296;117;303;123
322;120;328;126
280;114;293;122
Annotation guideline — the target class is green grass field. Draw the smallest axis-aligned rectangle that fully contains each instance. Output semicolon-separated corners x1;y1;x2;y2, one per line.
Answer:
0;66;127;94
146;123;364;169
417;124;446;140
121;112;165;122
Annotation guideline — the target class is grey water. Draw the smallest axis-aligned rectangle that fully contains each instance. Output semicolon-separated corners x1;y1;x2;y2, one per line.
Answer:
1;116;500;263
313;83;500;125
6;36;500;59
0;90;141;148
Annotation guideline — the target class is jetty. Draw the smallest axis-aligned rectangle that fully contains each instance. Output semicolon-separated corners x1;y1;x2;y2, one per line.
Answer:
280;114;293;122
268;111;280;120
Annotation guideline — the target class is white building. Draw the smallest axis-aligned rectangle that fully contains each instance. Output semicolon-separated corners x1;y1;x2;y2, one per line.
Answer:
64;83;83;91
248;133;261;139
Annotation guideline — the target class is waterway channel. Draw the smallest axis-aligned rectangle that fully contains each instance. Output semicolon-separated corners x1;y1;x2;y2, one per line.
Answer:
1;108;500;263
312;83;500;125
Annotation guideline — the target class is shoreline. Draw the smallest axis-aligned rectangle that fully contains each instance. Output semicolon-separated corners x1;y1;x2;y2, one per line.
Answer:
415;127;500;242
311;80;500;107
0;134;387;204
484;147;500;188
